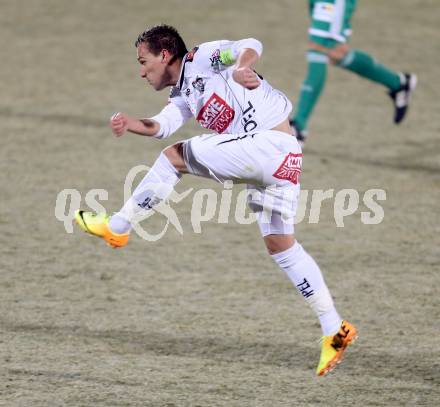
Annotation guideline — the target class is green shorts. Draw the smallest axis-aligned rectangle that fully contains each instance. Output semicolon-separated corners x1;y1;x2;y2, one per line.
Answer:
308;0;357;48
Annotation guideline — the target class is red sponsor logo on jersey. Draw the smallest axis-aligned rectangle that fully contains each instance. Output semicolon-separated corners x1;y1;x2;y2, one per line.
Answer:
273;153;303;184
196;93;235;133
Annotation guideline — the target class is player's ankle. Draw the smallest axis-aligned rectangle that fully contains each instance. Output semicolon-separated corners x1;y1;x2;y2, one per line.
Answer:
109;214;132;235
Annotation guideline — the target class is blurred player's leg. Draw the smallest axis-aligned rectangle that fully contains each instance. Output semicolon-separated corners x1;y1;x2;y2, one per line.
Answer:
338;49;400;90
292;0;353;137
296;0;416;132
337;51;417;123
291;51;328;140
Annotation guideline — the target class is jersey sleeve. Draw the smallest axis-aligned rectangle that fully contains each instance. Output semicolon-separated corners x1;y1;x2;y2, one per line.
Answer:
194;39;263;71
219;38;263;64
149;88;193;139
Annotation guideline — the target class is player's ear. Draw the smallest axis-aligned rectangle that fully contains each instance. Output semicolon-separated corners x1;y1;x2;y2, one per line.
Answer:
162;49;176;65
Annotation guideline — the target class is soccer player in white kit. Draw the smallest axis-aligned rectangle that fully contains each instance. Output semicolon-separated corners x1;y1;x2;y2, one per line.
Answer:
75;25;357;376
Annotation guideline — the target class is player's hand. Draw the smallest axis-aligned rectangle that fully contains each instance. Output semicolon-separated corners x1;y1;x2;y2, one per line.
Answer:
232;67;260;90
110;112;129;137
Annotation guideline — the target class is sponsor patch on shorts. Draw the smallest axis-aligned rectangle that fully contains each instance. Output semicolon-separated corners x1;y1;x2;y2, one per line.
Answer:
196;93;235;133
273;153;303;184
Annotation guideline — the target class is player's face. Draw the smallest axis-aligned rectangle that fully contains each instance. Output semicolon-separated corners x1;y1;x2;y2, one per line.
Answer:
137;43;169;91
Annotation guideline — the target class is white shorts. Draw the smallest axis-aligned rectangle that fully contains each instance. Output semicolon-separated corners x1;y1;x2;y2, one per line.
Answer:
182;130;302;236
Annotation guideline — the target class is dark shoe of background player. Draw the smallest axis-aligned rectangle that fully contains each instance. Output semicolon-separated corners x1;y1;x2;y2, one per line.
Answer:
389;73;417;124
289;119;308;146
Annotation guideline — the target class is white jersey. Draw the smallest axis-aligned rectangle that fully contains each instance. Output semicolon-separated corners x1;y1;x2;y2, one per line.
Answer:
151;39;293;139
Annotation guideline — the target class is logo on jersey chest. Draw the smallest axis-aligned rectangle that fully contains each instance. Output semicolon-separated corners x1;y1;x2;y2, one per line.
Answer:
192;76;205;93
210;49;224;73
196;93;235;133
313;2;335;22
273;153;303;185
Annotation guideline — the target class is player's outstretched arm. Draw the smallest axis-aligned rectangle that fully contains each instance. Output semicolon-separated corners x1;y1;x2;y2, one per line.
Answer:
110;112;160;137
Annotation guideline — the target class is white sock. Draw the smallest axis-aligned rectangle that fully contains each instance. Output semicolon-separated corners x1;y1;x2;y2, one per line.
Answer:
271;242;342;336
109;152;181;234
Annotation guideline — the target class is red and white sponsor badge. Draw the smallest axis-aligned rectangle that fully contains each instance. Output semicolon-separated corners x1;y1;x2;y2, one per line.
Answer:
273;153;303;185
196;93;235;133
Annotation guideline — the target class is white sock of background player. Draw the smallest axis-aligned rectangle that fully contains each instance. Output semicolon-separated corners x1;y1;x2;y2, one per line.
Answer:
271;242;342;336
109;152;181;234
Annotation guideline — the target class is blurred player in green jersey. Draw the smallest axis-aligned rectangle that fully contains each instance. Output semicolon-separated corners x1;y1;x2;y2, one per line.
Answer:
290;0;417;144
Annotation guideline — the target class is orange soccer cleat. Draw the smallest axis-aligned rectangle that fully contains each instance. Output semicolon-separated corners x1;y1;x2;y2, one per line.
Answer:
316;320;358;376
74;210;129;248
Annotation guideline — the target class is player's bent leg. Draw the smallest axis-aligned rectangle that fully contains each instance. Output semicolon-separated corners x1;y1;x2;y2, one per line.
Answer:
109;145;184;233
163;142;189;173
338;48;401;90
337;49;417;123
75;144;185;247
263;234;295;255
326;43;350;65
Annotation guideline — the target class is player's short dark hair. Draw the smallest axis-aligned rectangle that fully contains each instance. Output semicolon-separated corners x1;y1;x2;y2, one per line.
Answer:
135;24;188;59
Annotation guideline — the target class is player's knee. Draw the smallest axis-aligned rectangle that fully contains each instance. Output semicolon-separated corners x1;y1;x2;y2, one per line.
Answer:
329;44;350;64
264;234;296;255
163;143;187;173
